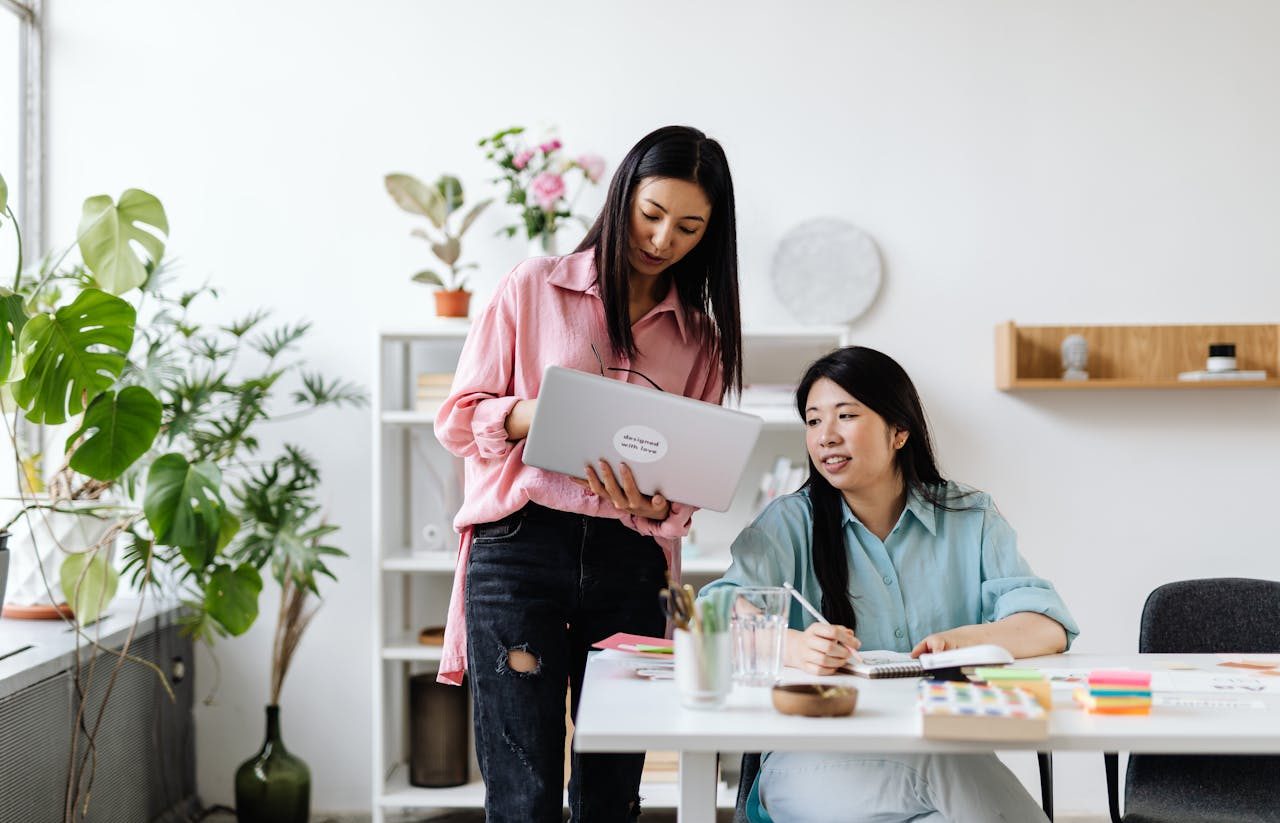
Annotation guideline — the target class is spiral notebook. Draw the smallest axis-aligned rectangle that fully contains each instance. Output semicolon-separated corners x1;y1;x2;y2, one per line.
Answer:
843;644;1014;679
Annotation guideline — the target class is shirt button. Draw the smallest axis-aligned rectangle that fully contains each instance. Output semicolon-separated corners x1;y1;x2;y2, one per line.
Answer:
883;575;893;585
895;628;904;639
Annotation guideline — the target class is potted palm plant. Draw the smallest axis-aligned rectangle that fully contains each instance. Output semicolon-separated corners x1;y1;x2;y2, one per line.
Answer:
384;173;490;317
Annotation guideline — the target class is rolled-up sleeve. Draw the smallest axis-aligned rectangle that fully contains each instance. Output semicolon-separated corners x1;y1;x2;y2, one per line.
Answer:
979;505;1080;649
700;522;790;600
434;271;524;460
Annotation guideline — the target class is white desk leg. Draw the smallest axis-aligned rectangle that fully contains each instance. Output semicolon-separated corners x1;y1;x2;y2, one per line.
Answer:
677;751;717;823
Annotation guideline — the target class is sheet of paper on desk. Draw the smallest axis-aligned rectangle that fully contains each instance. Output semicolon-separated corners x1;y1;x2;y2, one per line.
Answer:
1036;668;1280;694
1153;671;1280;694
1154;694;1267;710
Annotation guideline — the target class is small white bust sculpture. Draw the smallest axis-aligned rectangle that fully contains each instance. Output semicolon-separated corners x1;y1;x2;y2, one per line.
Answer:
1061;334;1089;380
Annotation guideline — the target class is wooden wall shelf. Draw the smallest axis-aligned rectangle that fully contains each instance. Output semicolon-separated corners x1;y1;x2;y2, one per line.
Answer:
995;322;1280;391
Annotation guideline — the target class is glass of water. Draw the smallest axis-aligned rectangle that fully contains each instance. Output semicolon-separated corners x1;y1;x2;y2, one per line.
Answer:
730;586;788;686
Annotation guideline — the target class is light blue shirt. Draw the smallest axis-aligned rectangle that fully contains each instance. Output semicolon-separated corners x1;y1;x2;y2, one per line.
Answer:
701;482;1078;651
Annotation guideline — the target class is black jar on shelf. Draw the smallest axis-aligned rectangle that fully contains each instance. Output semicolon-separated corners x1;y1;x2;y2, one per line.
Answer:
408;673;469;787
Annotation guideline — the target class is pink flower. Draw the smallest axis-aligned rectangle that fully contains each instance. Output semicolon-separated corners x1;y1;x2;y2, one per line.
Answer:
530;171;566;210
576;153;606;184
513;149;534;170
539;139;562;154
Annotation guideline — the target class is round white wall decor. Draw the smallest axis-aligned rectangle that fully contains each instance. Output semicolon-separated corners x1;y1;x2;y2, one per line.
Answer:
770;218;882;324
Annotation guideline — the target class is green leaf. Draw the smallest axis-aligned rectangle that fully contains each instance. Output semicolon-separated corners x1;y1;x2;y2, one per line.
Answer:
60;551;120;626
435;175;464;214
291;372;367;408
0;172;7;215
65;386;163;481
77;189;169;294
222;308;270;338
205;562;262;636
217;508;241;551
144;454;231;555
0;291;29;383
411;270;444;287
385;173;445;228
457;199;492;238
15;288;135;425
251;320;310;359
431;237;460;267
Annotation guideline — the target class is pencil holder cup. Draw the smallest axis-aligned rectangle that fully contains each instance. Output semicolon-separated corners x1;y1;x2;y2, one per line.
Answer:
674;628;732;710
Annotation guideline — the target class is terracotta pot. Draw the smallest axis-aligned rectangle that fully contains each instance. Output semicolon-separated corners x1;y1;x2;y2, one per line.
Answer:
434;290;471;318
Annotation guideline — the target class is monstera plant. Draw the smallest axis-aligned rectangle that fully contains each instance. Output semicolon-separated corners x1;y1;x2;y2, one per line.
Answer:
1;170;359;634
1;171;362;819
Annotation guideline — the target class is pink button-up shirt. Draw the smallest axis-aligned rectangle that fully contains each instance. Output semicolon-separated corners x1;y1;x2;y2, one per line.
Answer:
433;250;725;684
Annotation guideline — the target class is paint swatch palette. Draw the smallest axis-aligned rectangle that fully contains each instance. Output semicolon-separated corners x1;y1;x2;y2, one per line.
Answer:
917;680;1048;741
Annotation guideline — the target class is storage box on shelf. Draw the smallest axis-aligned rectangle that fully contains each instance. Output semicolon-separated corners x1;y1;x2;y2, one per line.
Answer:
371;323;845;819
995;321;1280;390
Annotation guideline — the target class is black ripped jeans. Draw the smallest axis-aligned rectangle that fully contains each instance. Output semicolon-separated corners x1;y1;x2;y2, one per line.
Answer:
466;502;667;823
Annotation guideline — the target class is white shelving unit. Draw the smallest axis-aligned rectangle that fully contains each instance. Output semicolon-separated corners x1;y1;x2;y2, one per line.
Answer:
371;322;846;820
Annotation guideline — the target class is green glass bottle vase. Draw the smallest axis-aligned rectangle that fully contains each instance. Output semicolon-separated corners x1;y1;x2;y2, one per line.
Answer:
234;705;311;823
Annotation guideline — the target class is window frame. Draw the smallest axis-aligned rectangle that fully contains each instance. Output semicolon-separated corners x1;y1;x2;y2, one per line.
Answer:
2;0;43;254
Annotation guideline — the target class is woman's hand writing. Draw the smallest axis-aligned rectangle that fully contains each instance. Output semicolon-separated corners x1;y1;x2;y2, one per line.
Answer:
785;623;860;675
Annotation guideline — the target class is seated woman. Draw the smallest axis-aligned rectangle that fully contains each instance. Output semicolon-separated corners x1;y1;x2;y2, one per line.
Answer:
701;346;1078;823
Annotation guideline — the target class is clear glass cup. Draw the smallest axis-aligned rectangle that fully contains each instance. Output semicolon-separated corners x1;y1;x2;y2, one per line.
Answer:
730;586;788;686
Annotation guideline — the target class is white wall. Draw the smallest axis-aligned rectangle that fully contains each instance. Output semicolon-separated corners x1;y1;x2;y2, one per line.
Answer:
45;0;1280;815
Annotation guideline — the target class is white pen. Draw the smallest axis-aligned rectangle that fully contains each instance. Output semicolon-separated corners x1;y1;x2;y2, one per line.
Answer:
782;581;863;663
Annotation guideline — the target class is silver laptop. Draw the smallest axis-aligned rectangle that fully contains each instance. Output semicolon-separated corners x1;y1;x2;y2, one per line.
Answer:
522;366;763;512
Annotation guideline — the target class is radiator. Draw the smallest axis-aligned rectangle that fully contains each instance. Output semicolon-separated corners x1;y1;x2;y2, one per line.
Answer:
0;621;198;823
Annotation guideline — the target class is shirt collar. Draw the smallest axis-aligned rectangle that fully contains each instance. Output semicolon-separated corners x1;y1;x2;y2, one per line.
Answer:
545;250;689;344
839;486;938;536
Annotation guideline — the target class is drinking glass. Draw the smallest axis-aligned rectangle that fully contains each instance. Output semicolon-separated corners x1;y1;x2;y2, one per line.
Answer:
730;586;788;686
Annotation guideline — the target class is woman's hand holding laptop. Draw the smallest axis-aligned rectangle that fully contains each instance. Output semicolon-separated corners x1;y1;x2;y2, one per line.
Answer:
507;396;672;520
575;460;671;521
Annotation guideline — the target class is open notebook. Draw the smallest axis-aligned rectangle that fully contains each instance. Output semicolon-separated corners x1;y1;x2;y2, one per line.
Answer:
843;644;1014;679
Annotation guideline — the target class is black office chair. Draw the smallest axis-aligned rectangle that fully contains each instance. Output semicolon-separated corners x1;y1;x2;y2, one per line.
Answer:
1104;577;1280;823
733;750;1056;822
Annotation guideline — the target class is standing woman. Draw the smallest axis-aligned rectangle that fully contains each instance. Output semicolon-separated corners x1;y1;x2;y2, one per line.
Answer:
434;125;743;822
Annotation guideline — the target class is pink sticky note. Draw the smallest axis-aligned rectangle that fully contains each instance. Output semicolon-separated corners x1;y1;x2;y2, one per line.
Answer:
1088;669;1152;686
592;632;674;659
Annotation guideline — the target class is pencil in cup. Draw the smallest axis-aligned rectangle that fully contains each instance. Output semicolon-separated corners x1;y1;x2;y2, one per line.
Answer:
781;582;864;663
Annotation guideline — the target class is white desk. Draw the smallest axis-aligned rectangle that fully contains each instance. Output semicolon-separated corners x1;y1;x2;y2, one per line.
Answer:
572;652;1280;822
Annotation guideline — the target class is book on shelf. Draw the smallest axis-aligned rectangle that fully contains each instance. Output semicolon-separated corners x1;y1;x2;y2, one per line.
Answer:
843;644;1014;679
641;750;679;784
737;383;799;408
753;457;807;516
918;680;1048;742
1176;369;1268;381
416;371;455;414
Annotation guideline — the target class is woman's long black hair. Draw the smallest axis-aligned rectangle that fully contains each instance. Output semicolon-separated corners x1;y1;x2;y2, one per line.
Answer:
575;125;742;395
796;346;970;630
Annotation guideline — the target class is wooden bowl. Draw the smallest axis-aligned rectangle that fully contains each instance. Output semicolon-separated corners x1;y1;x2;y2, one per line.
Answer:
771;683;858;717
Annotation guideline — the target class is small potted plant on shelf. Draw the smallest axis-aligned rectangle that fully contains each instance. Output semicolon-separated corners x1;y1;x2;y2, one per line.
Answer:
384;172;490;318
